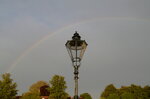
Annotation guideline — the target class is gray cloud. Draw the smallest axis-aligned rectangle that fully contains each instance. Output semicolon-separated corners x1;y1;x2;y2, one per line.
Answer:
0;0;150;98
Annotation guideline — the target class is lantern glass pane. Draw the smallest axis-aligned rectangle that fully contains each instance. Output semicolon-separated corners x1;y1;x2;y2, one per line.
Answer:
66;40;87;66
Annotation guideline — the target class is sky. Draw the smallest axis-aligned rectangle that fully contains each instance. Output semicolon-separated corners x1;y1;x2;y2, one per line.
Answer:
0;0;150;98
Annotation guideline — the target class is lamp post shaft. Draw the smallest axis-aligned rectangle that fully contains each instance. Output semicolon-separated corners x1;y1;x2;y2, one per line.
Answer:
74;68;79;99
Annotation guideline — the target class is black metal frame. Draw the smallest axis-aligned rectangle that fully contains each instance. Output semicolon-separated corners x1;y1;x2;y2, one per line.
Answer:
65;31;87;99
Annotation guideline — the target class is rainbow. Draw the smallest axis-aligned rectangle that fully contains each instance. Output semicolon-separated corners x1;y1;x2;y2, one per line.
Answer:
6;16;150;73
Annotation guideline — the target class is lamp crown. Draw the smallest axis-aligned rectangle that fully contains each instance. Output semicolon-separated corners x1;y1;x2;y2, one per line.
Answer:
72;31;81;40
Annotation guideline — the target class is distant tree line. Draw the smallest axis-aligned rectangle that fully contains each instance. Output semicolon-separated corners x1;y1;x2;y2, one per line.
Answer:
0;73;92;99
1;73;150;99
100;84;150;99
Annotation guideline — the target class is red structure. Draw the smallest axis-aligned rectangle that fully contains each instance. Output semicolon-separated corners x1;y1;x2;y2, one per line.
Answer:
40;85;50;99
40;85;50;96
16;96;21;99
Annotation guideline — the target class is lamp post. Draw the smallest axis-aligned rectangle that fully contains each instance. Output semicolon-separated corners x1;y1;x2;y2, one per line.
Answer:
65;31;88;99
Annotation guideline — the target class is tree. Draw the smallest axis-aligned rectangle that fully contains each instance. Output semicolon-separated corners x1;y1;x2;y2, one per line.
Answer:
143;85;150;98
48;75;68;99
0;73;18;99
107;93;120;99
21;92;41;99
101;84;150;99
80;93;92;99
101;84;117;98
100;97;105;99
29;80;48;94
120;84;145;99
120;92;134;99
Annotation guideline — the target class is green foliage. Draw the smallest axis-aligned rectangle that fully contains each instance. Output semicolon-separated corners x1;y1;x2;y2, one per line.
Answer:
21;92;41;99
100;84;150;99
29;80;48;94
120;92;134;99
48;75;68;99
80;93;92;99
0;73;18;99
107;93;119;99
143;85;150;98
101;84;117;97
